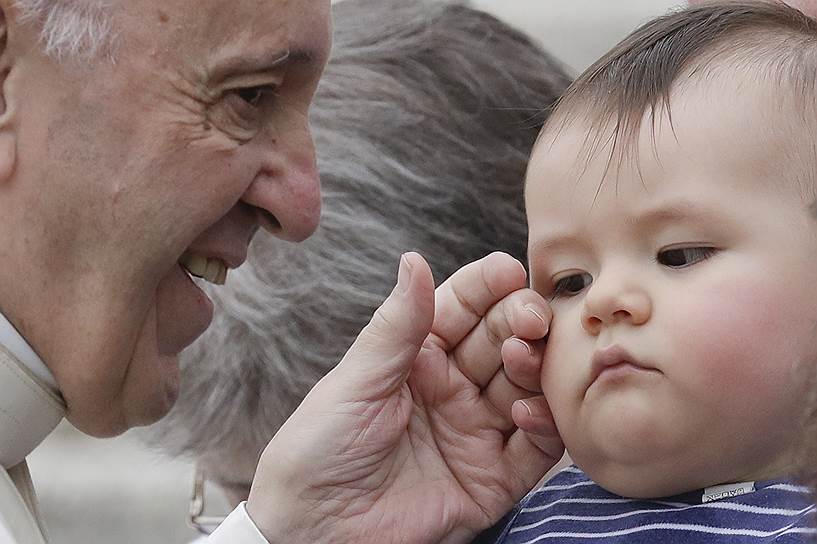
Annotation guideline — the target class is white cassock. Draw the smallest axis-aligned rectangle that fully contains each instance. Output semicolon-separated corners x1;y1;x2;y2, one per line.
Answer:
0;312;268;543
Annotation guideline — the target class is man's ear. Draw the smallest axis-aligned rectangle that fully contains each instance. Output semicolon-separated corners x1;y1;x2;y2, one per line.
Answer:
0;1;17;186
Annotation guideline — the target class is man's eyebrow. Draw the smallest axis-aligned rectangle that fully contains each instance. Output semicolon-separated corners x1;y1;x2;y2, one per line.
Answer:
208;48;315;84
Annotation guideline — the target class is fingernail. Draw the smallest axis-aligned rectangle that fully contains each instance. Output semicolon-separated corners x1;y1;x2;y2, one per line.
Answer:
516;400;533;417
397;253;413;293
511;337;533;356
524;305;549;333
514;258;528;281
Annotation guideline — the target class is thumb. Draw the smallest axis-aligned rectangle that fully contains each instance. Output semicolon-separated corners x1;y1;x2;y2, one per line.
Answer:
327;251;435;400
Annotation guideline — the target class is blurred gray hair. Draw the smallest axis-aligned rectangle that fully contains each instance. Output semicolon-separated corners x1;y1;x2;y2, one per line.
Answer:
146;0;571;460
14;0;114;61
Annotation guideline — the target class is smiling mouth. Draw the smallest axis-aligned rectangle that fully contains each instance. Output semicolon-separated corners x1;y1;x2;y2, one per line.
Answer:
179;254;228;285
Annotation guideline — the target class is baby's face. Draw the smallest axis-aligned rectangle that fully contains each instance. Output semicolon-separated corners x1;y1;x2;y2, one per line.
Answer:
526;76;817;498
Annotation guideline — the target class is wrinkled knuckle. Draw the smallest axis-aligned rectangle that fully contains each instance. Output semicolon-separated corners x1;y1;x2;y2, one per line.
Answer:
368;304;399;337
481;260;504;300
485;312;508;347
452;283;482;319
523;287;547;305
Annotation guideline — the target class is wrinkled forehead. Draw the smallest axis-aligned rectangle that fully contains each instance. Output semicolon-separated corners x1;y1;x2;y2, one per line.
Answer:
115;0;332;70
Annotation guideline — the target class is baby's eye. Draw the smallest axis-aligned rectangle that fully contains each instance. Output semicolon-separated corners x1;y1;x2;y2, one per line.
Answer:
657;246;717;268
551;272;592;298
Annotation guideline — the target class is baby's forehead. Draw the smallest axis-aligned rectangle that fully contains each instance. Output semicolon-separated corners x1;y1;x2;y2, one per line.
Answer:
525;67;814;208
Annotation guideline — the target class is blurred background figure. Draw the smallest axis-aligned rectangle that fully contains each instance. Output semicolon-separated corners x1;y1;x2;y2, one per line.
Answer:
146;0;570;529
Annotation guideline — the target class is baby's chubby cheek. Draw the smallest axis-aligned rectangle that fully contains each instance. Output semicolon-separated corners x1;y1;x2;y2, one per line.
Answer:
538;321;586;428
666;279;807;418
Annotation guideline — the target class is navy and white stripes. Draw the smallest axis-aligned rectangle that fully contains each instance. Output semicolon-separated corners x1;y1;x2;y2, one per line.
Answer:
491;466;817;543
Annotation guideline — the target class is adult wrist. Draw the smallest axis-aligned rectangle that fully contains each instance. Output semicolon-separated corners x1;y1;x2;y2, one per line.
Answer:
245;497;282;543
245;491;307;543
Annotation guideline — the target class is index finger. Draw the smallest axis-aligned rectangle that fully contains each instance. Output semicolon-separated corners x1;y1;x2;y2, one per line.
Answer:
429;252;528;351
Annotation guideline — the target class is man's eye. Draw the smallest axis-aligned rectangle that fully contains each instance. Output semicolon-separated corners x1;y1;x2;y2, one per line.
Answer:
657;247;717;268
552;272;592;298
233;85;277;107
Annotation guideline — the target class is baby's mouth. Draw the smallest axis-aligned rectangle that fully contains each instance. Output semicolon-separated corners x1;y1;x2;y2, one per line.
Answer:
179;254;228;285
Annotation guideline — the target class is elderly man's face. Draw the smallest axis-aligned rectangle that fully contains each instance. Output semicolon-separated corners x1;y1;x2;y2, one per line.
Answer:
0;0;330;435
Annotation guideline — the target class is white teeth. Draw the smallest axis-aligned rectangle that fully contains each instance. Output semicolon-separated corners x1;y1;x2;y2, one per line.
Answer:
180;254;228;285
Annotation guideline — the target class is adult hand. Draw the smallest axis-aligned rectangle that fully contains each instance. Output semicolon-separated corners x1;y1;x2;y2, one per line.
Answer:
247;252;563;544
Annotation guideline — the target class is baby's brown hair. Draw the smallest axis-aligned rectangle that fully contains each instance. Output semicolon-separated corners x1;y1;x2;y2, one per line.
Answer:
535;0;817;199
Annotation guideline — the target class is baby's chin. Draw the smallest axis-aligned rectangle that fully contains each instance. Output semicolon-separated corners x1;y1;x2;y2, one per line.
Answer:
579;459;697;499
572;442;781;500
565;432;711;499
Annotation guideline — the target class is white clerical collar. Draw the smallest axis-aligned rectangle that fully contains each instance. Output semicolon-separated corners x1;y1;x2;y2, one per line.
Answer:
0;308;64;468
0;310;58;393
0;341;65;469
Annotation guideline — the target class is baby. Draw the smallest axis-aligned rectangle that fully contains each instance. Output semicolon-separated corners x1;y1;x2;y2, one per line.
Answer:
489;1;817;542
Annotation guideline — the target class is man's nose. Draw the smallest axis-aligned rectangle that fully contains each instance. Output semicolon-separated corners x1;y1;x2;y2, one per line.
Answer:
580;271;651;335
240;123;321;243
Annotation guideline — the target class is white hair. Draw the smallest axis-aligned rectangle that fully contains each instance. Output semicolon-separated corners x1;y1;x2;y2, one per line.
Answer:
14;0;114;62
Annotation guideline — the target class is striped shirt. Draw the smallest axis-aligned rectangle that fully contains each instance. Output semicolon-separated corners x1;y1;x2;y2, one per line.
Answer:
487;466;817;544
